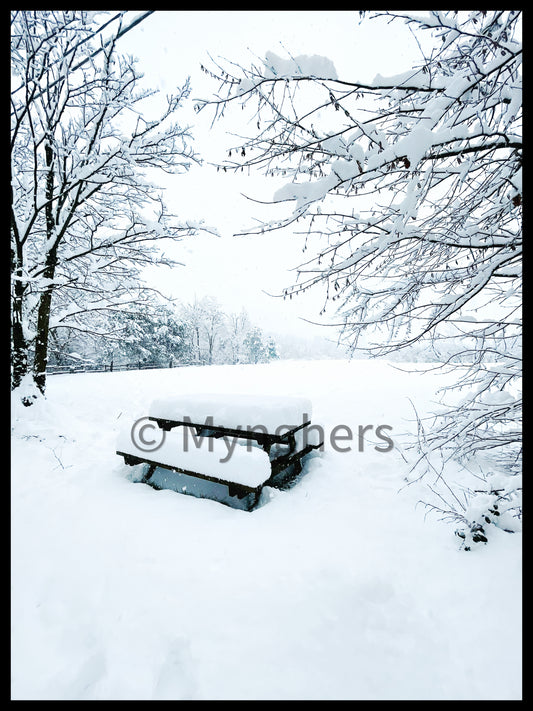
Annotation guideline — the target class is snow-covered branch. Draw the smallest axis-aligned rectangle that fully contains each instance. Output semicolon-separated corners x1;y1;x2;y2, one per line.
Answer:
197;10;522;541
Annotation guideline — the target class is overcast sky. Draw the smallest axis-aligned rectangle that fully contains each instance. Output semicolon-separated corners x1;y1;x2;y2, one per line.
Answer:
118;11;423;337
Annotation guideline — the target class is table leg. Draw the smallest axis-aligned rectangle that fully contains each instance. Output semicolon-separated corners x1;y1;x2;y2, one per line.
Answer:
143;463;157;482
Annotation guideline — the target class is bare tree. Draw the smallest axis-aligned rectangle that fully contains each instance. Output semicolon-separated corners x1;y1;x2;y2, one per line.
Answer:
223;308;250;364
197;11;522;542
201;296;225;365
180;298;207;364
180;296;227;365
11;11;209;401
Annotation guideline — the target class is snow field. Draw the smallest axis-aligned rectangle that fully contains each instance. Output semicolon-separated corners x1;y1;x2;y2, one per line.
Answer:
11;359;521;700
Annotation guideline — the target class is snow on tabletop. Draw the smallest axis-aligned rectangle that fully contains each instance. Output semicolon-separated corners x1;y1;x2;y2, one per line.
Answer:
116;422;271;489
148;393;313;433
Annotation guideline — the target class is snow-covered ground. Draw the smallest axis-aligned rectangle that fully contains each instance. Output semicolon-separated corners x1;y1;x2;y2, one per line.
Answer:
11;359;522;700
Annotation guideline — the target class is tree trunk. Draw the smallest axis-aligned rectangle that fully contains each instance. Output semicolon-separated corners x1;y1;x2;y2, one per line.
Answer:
11;179;29;391
11;243;28;390
33;251;57;395
33;141;56;396
11;297;28;390
208;334;214;365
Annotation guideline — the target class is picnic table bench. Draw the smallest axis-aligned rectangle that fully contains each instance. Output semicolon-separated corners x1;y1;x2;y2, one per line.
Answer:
116;393;322;510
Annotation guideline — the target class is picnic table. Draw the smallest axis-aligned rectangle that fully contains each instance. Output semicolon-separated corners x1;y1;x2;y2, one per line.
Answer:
116;393;322;510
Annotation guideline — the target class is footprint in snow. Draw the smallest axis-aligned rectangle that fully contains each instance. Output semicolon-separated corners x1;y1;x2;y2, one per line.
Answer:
152;639;197;700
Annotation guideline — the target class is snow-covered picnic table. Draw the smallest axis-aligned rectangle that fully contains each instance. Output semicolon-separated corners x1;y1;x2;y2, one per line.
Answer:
149;392;313;449
116;393;322;510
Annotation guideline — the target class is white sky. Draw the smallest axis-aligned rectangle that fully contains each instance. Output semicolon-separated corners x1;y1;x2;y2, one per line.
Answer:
118;11;423;337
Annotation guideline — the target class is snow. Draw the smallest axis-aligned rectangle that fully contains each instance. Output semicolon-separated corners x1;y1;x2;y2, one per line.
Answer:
397;126;436;167
480;390;515;406
11;359;522;700
274;174;338;210
264;51;338;80
371;68;440;90
148;392;313;432
116;420;271;488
